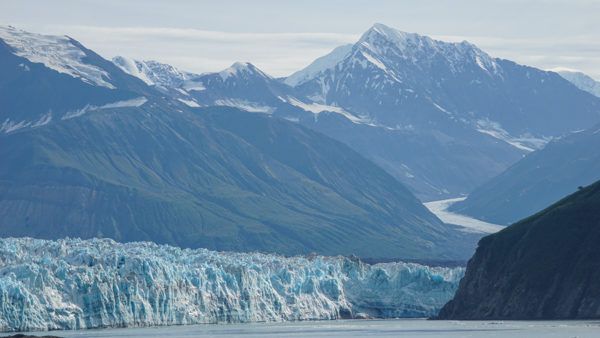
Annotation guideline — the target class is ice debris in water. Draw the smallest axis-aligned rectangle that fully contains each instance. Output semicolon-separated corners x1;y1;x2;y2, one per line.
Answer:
0;237;464;332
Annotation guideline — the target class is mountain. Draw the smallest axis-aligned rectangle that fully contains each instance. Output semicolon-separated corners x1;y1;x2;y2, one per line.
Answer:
438;180;600;319
284;44;353;87
0;25;475;260
287;24;600;199
176;61;361;122
131;24;600;200
450;124;600;225
0;237;464;331
0;26;152;129
112;56;196;88
112;56;203;107
182;61;291;112
294;23;600;138
163;59;514;200
298;110;522;200
170;57;520;200
556;69;600;98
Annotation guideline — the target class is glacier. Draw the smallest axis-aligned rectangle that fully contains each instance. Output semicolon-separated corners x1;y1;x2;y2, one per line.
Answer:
424;197;505;234
0;26;115;89
0;238;464;332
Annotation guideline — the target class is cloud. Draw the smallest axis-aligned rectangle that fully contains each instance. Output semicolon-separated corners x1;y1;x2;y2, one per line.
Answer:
433;34;600;57
547;66;583;73
16;24;600;79
432;34;600;79
32;25;359;77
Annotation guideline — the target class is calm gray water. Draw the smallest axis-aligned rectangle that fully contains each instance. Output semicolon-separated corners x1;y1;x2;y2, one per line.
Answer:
4;319;600;338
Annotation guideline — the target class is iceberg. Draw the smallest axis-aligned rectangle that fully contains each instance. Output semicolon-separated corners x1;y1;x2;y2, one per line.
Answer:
0;238;463;332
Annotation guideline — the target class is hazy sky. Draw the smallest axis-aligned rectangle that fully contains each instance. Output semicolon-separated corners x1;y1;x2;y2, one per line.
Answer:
1;0;599;78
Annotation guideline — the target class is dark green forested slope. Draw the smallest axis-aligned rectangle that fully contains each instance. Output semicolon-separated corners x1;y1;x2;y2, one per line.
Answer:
0;103;474;259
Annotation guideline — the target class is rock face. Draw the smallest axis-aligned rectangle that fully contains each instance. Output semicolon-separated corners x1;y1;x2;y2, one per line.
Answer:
438;180;600;319
0;238;463;332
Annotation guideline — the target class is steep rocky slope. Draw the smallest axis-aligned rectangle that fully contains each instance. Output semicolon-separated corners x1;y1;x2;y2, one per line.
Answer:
438;180;600;319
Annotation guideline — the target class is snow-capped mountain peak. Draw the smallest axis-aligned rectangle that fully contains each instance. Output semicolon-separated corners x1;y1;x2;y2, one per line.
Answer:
360;23;423;50
0;25;115;88
356;23;499;75
287;23;501;97
112;56;194;88
357;23;436;61
112;56;155;85
284;44;353;87
218;61;271;81
554;69;600;98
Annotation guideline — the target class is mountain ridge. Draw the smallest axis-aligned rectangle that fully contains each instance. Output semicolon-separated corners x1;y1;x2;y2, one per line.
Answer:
117;23;600;200
449;123;600;225
0;25;477;260
438;180;600;319
556;69;600;98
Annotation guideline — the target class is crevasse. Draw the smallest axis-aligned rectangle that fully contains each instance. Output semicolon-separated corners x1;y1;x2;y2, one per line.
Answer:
0;238;463;332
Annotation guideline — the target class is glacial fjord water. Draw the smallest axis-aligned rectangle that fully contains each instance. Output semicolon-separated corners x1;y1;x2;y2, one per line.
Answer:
5;320;600;338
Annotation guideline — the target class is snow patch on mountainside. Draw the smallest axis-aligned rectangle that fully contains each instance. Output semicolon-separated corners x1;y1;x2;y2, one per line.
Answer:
214;99;274;113
3;97;146;133
178;98;201;107
62;97;147;120
112;56;155;85
31;112;53;128
285;97;367;124
0;238;463;332
182;81;206;91
432;102;452;116
360;51;388;71
219;62;270;81
101;97;147;109
476;119;549;152
0;26;115;88
112;56;194;88
0;119;30;133
2;113;54;133
425;198;505;234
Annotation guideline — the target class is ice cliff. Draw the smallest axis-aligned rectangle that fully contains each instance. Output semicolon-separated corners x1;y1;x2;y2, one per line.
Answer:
0;238;464;332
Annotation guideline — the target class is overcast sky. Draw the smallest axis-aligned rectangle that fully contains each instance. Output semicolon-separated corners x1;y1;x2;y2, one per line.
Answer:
1;0;599;78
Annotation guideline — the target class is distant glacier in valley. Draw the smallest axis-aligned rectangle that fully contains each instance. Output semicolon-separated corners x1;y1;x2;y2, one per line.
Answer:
0;238;463;332
424;197;505;234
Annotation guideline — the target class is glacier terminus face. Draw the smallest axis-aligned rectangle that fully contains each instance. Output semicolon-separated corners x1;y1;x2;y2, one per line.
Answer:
0;238;463;332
